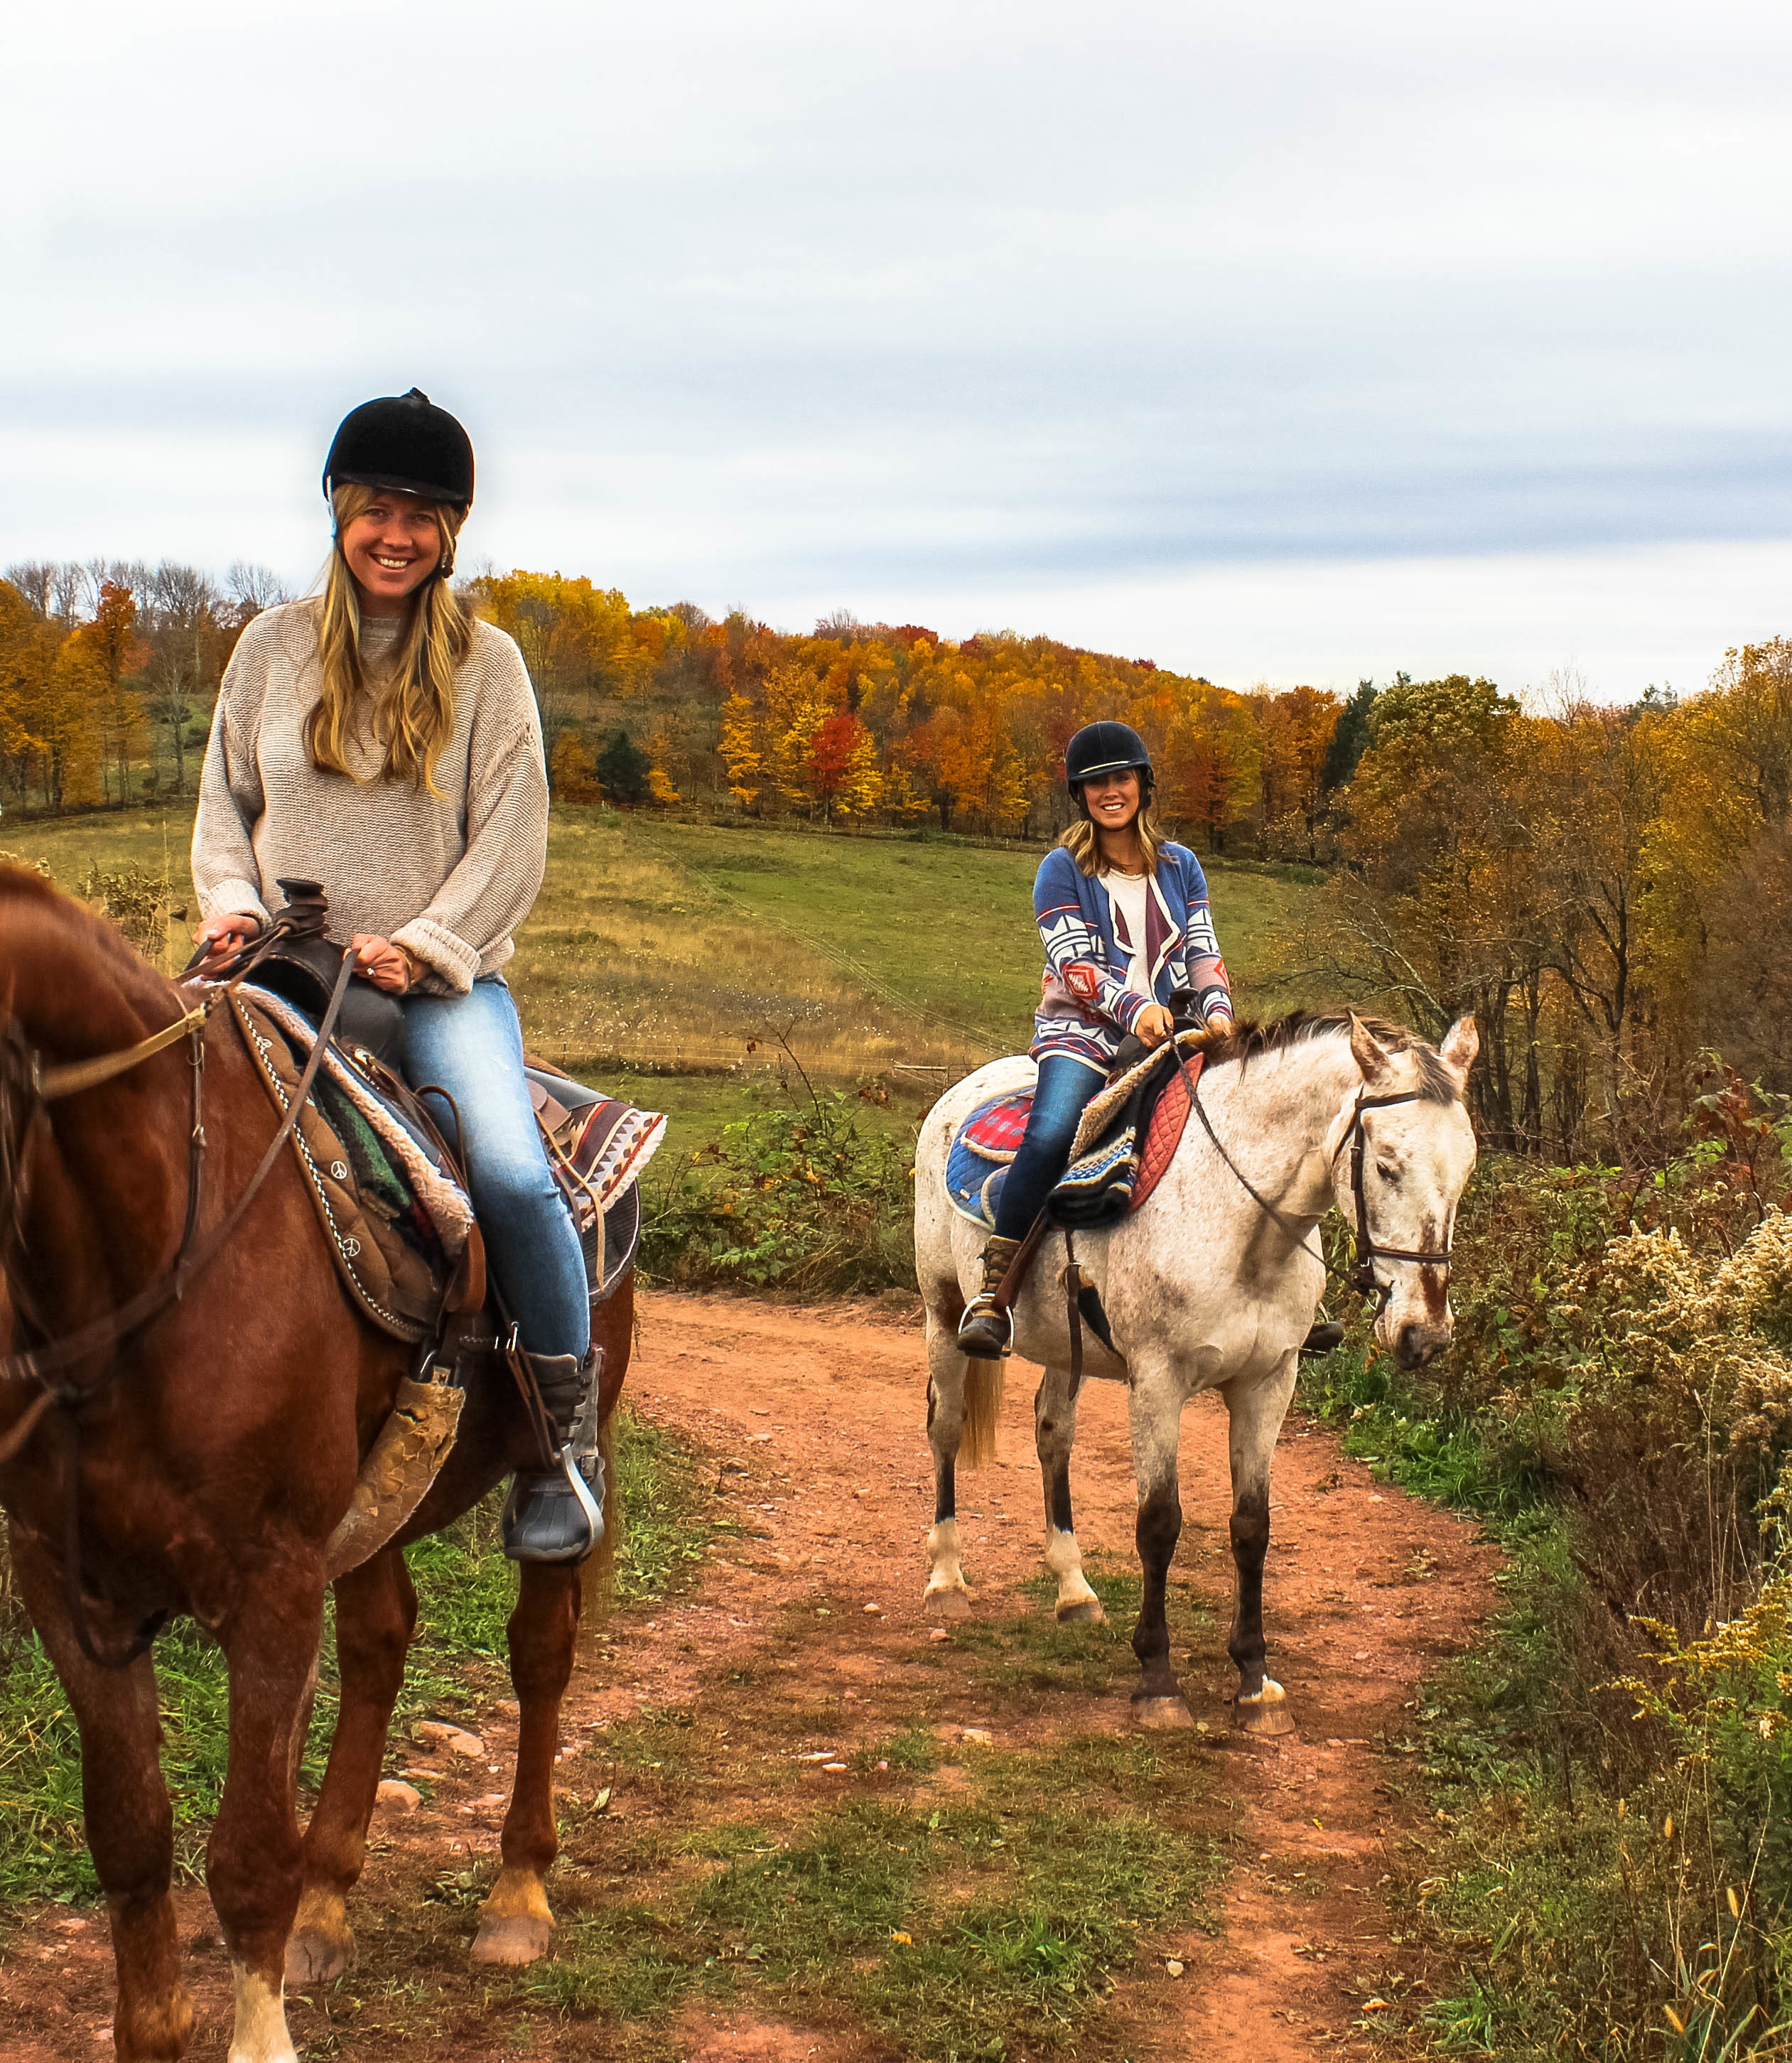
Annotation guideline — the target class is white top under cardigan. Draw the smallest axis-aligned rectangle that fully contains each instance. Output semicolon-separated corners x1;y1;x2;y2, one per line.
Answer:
1101;870;1156;1000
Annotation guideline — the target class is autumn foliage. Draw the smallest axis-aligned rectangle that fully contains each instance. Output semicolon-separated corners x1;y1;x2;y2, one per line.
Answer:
0;559;279;807
464;574;1348;850
1289;654;1792;1160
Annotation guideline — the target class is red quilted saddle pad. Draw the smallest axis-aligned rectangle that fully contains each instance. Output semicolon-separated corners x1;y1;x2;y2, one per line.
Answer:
1130;1053;1199;1211
959;1089;1034;1162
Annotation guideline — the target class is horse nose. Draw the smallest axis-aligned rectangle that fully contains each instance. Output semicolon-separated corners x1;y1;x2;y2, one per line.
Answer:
1394;1320;1448;1370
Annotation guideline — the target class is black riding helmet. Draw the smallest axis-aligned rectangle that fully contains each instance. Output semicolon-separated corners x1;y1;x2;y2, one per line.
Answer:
1065;720;1153;814
323;388;475;510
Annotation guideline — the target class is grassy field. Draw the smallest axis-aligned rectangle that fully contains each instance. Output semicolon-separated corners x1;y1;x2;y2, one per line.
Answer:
2;804;1318;1151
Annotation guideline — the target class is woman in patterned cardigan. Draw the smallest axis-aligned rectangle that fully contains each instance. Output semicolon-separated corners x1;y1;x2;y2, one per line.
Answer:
956;721;1234;1356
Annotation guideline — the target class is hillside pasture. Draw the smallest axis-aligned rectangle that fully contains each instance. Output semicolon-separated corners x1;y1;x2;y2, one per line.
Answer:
1;806;1316;1137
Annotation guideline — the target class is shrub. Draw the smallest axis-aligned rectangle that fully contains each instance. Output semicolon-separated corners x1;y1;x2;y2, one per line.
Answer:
642;1092;913;1296
77;858;173;960
1299;1102;1792;2052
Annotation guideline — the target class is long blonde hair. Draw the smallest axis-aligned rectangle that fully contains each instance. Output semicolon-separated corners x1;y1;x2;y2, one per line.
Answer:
1060;789;1166;876
308;482;471;791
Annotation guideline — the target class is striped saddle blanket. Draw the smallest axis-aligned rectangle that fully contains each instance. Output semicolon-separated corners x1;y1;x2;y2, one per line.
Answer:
944;1039;1204;1231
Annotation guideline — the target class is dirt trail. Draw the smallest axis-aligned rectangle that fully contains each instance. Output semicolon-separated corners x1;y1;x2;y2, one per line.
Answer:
0;1291;1498;2060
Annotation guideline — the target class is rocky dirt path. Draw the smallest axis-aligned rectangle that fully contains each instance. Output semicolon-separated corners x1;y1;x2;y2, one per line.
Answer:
0;1291;1498;2061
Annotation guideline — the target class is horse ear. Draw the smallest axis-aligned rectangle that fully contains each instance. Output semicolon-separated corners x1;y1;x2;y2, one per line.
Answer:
1440;1016;1479;1084
1349;1016;1393;1084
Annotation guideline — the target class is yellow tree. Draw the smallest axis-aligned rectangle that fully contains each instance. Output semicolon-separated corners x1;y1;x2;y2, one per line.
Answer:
719;691;764;809
68;581;144;805
763;663;835;809
833;721;885;823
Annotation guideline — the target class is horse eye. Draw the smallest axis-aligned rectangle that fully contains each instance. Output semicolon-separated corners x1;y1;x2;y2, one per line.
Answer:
1376;1160;1400;1183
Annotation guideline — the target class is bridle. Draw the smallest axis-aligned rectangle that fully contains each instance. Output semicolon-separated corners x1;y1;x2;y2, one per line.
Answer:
0;917;355;1667
1184;1057;1455;1313
1335;1087;1456;1307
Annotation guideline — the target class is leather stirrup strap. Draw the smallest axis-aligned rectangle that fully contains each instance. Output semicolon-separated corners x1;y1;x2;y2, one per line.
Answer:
993;1212;1052;1313
1063;1227;1084;1400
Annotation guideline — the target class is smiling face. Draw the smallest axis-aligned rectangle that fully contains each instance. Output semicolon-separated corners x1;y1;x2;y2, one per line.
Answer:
338;490;449;615
1080;767;1142;833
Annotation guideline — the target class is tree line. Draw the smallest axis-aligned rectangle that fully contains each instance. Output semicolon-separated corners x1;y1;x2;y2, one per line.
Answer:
0;560;289;808
1285;655;1792;1161
468;570;1367;851
8;556;1789;1164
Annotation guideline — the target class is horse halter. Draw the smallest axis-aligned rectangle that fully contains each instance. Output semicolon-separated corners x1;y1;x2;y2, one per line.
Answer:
1185;1057;1454;1313
1333;1088;1455;1310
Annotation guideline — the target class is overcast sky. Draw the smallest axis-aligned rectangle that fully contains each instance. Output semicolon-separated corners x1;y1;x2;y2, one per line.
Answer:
6;0;1791;697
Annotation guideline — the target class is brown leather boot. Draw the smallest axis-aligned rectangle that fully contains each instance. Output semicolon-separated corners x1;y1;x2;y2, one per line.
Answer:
956;1234;1024;1358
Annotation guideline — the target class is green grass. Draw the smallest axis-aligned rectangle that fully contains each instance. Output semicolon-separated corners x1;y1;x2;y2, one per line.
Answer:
529;1732;1225;2062
0;802;1319;1158
0;1405;712;1910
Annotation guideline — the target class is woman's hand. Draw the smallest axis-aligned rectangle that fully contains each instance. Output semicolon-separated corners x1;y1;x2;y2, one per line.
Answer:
1135;1003;1175;1049
193;911;261;955
350;934;423;993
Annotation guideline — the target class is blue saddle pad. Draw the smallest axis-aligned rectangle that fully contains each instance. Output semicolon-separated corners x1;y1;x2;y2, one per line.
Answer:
944;1088;1036;1229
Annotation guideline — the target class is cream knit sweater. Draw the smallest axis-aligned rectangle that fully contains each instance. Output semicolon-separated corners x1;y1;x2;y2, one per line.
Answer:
191;602;549;993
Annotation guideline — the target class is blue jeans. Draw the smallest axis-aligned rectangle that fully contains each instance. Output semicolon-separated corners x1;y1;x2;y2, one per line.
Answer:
993;1055;1106;1239
399;979;590;1361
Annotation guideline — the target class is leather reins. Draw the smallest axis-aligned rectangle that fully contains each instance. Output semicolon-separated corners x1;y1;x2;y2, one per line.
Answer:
0;922;355;1668
1182;1050;1453;1313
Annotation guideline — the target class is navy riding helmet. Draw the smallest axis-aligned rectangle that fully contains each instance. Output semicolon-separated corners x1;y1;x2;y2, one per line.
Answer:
1065;720;1153;814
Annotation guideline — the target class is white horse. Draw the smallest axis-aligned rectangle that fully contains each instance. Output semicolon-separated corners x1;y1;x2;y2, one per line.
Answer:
914;1010;1479;1734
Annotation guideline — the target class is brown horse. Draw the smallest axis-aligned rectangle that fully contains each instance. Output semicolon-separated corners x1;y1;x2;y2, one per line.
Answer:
0;867;629;2063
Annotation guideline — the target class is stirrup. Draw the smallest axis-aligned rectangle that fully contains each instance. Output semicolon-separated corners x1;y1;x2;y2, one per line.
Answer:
956;1293;1014;1358
1299;1320;1345;1358
502;1440;605;1565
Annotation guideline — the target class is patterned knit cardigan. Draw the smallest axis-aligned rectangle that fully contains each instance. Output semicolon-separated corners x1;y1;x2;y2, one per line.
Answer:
1029;841;1231;1071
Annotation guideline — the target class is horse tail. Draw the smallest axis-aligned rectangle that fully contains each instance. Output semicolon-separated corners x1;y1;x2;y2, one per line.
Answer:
961;1356;1005;1468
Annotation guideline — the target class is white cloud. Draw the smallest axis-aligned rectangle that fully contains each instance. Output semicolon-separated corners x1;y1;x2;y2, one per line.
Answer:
6;0;1792;688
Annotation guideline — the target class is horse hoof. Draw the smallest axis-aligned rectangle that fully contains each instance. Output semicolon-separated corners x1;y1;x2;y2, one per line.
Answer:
471;1913;552;1966
284;1925;353;1986
1133;1696;1195;1731
1234;1679;1296;1738
1055;1596;1106;1625
924;1585;973;1620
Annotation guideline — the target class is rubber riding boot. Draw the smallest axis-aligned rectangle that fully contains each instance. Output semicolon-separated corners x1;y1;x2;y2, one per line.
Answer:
1299;1320;1345;1357
503;1347;605;1564
956;1234;1024;1358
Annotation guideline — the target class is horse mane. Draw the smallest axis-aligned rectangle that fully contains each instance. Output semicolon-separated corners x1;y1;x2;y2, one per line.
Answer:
1206;1006;1460;1104
0;861;181;1022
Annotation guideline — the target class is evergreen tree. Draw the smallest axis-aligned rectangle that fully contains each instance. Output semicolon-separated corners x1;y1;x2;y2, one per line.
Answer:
595;727;651;804
1321;677;1384;795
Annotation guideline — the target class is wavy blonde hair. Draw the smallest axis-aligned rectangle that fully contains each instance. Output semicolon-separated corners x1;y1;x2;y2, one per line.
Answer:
307;482;472;792
1060;784;1166;876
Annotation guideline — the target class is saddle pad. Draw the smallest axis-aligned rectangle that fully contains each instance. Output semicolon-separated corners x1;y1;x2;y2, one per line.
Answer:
527;1075;666;1219
232;993;464;1342
957;1089;1033;1162
944;1053;1202;1230
945;1089;1032;1228
1132;1057;1194;1209
1052;1052;1199;1226
239;988;474;1251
